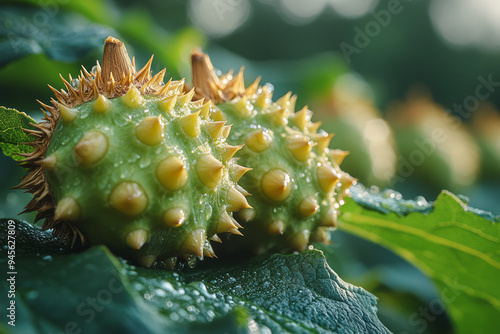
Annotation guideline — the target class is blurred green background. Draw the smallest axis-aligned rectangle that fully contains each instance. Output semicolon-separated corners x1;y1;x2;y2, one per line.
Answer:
1;0;499;333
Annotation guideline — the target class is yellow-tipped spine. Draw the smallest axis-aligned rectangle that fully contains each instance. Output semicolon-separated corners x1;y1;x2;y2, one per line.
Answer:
177;88;195;106
156;156;188;190
268;220;285;235
136;116;164;145
54;197;81;221
180;111;201;137
181;229;206;257
197;154;224;188
293;106;309;131
206;121;227;139
223;144;243;162
126;229;148;250
38;154;57;170
93;94;112;113
287;135;312;162
317;163;339;193
227;186;252;212
74;131;108;167
290;230;310;252
163;208;186;228
159;95;177;112
245;129;273;152
59;103;78;123
261;168;292;202
122;85;143;108
109;182;148;216
299;196;319;217
216;211;239;233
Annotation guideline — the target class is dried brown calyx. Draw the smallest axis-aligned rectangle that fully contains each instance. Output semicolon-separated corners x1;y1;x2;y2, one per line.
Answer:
190;49;260;104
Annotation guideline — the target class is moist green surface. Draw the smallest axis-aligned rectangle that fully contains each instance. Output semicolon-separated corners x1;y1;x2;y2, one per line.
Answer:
46;94;239;262
217;96;345;253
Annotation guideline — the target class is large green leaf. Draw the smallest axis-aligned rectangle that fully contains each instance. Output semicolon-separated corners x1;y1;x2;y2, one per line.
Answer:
340;185;500;334
0;106;37;161
0;5;115;67
0;219;389;333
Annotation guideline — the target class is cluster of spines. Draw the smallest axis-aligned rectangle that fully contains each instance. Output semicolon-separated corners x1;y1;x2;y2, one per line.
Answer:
16;37;252;268
189;50;356;252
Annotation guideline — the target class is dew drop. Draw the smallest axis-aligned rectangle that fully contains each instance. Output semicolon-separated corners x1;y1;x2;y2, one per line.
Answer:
70;78;79;89
139;158;151;169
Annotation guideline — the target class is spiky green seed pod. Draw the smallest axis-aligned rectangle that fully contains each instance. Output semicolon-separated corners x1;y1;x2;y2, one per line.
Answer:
190;51;356;254
16;37;250;268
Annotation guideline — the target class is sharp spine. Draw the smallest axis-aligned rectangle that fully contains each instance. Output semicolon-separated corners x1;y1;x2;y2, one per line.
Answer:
74;131;108;166
290;230;310;252
268;220;285;235
54;197;81;221
163;207;186;228
293;106;309;131
180;111;201;137
210;234;222;243
317;163;339;193
261;168;292;202
200;101;213;119
320;207;338;227
181;229;206;257
197;154;223;188
255;85;272;109
38;154;57;170
136;116;164;145
223;144;243;162
328;149;350;166
227;186;252;212
245;129;273;152
122;85;143;108
156;156;188;190
177;88;195;106
230;164;252;182
216;211;239;233
159;95;177;112
299;196;319;216
59;103;78;123
109;182;148;215
206;121;227;139
93;94;111;113
125;229;148;250
137;255;156;268
314;132;334;152
287;135;312;162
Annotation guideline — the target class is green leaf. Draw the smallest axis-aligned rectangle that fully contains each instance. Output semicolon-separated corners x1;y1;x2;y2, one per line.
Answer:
340;185;500;334
0;219;390;333
0;106;37;161
0;5;115;67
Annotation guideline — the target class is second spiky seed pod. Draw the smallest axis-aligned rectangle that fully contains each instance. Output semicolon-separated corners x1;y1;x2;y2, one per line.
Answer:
190;51;356;255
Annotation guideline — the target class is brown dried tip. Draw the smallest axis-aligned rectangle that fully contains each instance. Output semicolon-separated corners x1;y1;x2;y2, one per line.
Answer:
101;36;135;83
190;49;260;104
15;36;181;246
